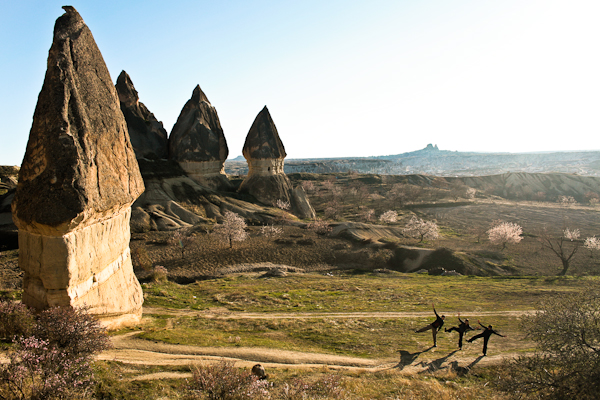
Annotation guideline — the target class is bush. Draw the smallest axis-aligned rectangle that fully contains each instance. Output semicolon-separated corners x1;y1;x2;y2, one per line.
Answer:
0;336;93;400
151;265;169;282
188;360;269;400
0;306;112;399
32;306;112;359
0;300;35;341
495;285;600;399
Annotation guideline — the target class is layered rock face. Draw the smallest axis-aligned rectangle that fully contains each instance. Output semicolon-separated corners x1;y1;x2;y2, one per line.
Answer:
239;107;315;219
115;71;168;160
11;7;145;329
169;86;231;190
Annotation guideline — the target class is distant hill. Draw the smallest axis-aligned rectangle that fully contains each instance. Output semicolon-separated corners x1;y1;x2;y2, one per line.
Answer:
225;145;600;177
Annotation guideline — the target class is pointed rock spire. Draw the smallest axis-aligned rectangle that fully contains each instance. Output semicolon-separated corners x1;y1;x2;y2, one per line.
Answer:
242;106;287;160
116;70;168;159
12;6;144;328
169;85;228;163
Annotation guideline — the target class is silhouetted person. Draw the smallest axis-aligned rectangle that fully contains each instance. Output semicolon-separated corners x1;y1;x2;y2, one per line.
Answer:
467;320;506;356
445;313;473;350
415;303;445;347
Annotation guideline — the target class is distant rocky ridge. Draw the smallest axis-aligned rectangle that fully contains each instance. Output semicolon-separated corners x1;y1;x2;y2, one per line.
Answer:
225;146;600;177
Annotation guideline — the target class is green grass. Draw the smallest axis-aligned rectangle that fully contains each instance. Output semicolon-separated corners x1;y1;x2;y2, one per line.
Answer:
128;272;594;359
142;272;594;313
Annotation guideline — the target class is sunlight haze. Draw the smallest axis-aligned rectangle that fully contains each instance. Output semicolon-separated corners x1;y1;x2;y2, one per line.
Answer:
1;0;598;166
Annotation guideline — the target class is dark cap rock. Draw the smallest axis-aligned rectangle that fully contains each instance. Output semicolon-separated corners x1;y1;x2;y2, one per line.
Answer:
116;71;168;160
242;106;287;160
13;6;144;230
168;85;228;163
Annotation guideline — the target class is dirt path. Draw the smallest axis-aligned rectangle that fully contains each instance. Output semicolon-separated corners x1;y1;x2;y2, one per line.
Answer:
142;306;534;320
95;308;533;380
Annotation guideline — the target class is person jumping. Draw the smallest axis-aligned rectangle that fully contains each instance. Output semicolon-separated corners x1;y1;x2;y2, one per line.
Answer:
467;320;506;356
445;313;473;350
415;303;445;347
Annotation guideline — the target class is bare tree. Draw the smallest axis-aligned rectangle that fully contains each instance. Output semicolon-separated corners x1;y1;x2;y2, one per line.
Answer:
540;227;581;276
260;224;283;239
487;222;523;250
403;216;439;242
213;211;248;248
170;228;196;259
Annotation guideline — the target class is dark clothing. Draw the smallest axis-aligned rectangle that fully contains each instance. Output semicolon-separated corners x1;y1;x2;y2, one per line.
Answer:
446;317;473;349
416;308;444;346
467;322;505;355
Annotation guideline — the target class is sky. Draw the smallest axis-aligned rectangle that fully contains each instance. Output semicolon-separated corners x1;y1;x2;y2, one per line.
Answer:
1;0;599;166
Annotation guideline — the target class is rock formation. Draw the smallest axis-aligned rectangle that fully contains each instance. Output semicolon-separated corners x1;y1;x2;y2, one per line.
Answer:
168;85;231;190
115;71;168;160
11;6;145;328
238;107;315;219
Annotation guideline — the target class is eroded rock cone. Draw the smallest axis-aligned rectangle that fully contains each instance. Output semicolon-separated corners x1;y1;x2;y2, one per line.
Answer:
239;107;315;219
12;6;145;329
116;70;168;160
169;85;231;190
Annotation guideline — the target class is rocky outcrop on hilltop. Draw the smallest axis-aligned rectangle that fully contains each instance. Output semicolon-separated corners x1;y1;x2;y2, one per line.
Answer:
11;6;144;328
115;71;168;160
238;107;315;219
168;85;231;191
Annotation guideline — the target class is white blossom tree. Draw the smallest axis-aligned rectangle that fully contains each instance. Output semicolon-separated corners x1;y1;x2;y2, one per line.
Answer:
584;236;600;258
487;222;523;250
213;211;248;248
403;216;439;242
379;210;398;224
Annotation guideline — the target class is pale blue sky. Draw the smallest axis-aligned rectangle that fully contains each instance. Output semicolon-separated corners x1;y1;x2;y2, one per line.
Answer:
1;0;599;166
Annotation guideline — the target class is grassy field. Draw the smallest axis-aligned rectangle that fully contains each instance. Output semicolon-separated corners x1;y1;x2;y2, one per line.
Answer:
124;273;595;360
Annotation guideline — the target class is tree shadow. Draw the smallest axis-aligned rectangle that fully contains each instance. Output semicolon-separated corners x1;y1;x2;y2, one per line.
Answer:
416;350;459;373
395;347;434;370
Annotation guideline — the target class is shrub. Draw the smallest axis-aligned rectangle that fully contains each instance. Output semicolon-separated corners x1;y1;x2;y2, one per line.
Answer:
495;285;600;399
151;265;168;282
0;336;93;400
188;360;269;400
0;300;35;341
33;307;112;359
307;219;332;235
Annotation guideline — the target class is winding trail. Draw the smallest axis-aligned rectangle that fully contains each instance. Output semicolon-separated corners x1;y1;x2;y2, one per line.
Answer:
95;307;534;380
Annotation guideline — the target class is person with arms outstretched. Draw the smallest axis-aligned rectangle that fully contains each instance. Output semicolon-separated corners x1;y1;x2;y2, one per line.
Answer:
415;303;445;347
445;313;473;350
467;320;506;356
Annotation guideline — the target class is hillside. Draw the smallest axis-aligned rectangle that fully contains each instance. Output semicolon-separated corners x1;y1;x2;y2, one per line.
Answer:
225;146;600;176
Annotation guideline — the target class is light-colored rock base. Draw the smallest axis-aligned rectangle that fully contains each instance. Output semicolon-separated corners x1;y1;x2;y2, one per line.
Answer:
247;158;285;176
18;207;143;328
